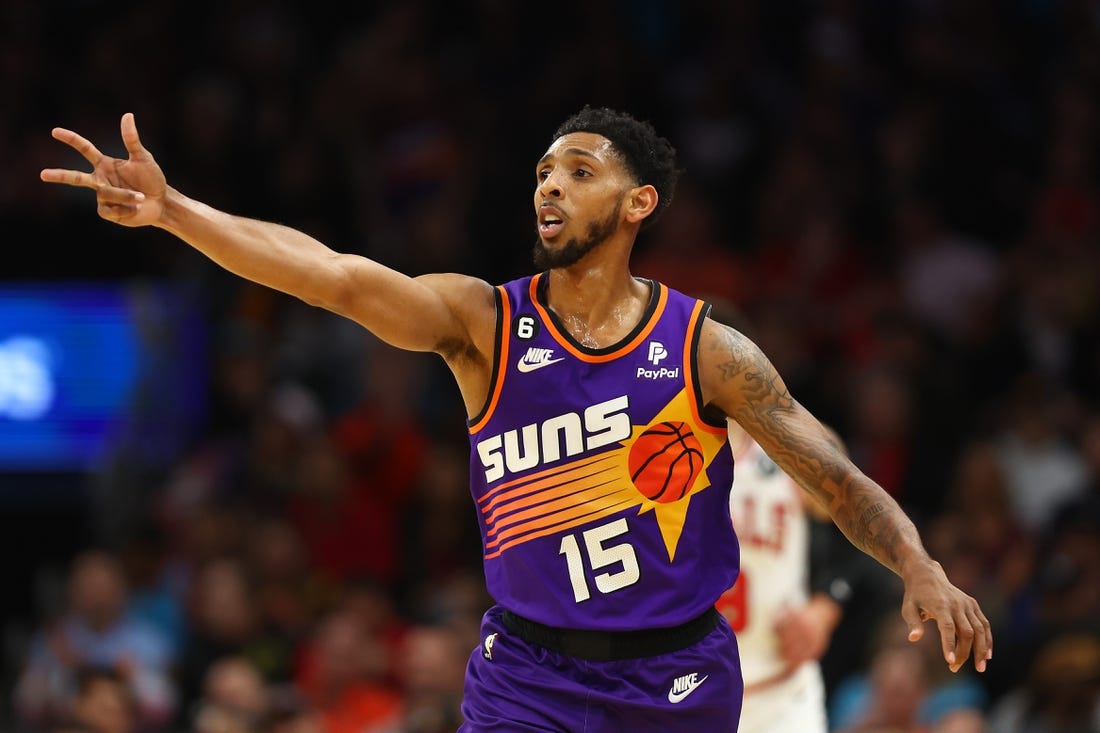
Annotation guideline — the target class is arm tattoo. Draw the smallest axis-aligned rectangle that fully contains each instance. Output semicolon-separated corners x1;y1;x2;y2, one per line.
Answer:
714;326;922;574
858;502;886;525
716;330;793;413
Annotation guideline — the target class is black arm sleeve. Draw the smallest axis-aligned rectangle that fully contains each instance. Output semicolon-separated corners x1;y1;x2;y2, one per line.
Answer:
809;514;858;610
811;513;906;694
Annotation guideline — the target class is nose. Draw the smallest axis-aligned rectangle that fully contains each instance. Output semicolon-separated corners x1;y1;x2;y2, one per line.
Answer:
537;171;564;200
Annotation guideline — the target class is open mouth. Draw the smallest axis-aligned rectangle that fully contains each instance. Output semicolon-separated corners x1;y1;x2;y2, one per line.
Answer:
538;207;565;238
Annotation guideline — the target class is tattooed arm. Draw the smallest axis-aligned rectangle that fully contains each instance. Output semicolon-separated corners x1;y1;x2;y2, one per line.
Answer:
698;318;992;673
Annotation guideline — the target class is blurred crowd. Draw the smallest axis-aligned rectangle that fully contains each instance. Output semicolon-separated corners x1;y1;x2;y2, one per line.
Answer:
3;0;1100;731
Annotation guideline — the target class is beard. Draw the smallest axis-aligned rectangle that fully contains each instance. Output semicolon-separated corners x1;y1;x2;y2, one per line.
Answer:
533;197;623;270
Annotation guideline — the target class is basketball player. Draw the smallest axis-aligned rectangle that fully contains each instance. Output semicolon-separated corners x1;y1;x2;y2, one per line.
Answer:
41;107;991;731
719;420;848;733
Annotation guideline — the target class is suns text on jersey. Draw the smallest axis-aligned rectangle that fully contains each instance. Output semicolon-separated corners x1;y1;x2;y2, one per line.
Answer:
476;395;631;483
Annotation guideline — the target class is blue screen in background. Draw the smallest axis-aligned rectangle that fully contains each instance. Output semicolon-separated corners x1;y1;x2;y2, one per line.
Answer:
0;283;206;472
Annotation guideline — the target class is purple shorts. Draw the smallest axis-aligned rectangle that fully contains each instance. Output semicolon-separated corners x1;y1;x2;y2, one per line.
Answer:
459;605;743;732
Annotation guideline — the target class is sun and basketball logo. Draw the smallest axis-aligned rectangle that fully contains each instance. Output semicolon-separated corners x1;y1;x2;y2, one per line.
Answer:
477;391;727;563
627;421;705;503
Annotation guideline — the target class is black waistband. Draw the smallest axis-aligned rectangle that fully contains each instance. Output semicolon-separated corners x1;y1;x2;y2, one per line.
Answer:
500;607;721;662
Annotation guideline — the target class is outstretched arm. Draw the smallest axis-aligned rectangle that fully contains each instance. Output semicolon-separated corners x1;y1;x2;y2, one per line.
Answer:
40;113;495;364
700;318;992;674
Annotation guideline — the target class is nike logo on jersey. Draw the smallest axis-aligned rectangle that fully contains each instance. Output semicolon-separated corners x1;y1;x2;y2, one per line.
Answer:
667;672;709;703
517;347;564;373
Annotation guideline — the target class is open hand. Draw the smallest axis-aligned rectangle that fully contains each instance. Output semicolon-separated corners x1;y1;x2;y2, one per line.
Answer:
40;112;164;227
901;560;993;673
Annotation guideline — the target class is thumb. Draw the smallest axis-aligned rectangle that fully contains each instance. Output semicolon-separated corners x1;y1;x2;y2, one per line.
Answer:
120;112;148;158
902;604;924;642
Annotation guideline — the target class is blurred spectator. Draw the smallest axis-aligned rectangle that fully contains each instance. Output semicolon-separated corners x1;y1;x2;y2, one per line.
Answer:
117;525;187;662
893;196;1003;346
401;571;490;682
831;615;987;732
262;686;324;733
285;432;403;588
925;440;1034;629
48;666;137;733
1031;106;1099;255
986;632;1100;733
329;580;410;681
153;380;323;526
933;710;988;733
13;550;177;729
176;557;267;724
397;440;484;601
297;342;433;587
239;383;327;510
845;364;915;503
986;467;1100;709
390;624;467;733
753;198;868;340
191;655;270;733
632;181;754;305
1034;499;1100;635
994;375;1089;533
243;517;328;682
292;607;403;733
1011;243;1095;386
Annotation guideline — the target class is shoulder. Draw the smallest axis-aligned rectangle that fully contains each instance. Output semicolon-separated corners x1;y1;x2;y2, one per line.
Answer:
415;272;498;305
397;272;499;366
696;316;770;382
696;316;786;418
416;272;499;325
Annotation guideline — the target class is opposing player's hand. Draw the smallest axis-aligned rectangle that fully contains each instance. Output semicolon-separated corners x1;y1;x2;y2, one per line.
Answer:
901;560;992;673
774;595;841;667
40;112;164;227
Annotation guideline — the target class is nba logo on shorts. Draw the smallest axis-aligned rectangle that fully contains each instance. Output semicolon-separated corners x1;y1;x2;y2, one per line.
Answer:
483;633;498;660
647;341;668;365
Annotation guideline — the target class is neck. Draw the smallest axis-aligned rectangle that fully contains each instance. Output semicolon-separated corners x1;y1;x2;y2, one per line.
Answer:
543;267;650;349
545;228;637;307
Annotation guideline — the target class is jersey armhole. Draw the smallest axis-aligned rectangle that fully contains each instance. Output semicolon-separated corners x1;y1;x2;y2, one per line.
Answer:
686;301;727;433
468;286;509;433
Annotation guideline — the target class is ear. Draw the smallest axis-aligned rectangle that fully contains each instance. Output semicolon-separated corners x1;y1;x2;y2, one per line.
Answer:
624;184;658;224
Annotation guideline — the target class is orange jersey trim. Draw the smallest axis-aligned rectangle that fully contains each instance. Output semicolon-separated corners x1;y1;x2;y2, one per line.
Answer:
685;300;725;435
469;285;511;435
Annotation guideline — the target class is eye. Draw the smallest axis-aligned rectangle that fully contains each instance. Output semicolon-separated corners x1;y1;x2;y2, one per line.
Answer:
574;168;592;178
537;168;551;181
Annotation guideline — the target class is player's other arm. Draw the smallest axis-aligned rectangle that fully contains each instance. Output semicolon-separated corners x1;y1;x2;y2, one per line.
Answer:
40;113;492;356
698;318;992;674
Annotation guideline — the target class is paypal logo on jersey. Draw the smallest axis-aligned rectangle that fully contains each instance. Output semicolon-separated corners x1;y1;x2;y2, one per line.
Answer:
638;340;680;380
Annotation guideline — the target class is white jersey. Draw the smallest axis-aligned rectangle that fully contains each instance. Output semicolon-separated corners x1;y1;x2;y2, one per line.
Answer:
717;431;827;733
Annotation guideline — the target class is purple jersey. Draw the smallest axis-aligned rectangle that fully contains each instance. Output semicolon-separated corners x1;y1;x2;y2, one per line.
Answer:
467;273;739;631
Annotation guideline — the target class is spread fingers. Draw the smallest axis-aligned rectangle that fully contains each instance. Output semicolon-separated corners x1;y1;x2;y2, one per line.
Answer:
50;127;105;167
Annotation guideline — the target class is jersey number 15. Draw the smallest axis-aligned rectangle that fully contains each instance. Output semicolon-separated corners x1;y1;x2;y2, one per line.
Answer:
558;518;641;602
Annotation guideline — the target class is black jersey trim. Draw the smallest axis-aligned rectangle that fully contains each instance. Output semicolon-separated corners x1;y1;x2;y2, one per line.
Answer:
468;286;505;430
691;302;726;430
501;606;721;661
534;272;661;357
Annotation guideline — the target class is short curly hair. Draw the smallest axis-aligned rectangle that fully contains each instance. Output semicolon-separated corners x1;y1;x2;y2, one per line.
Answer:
552;106;681;228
